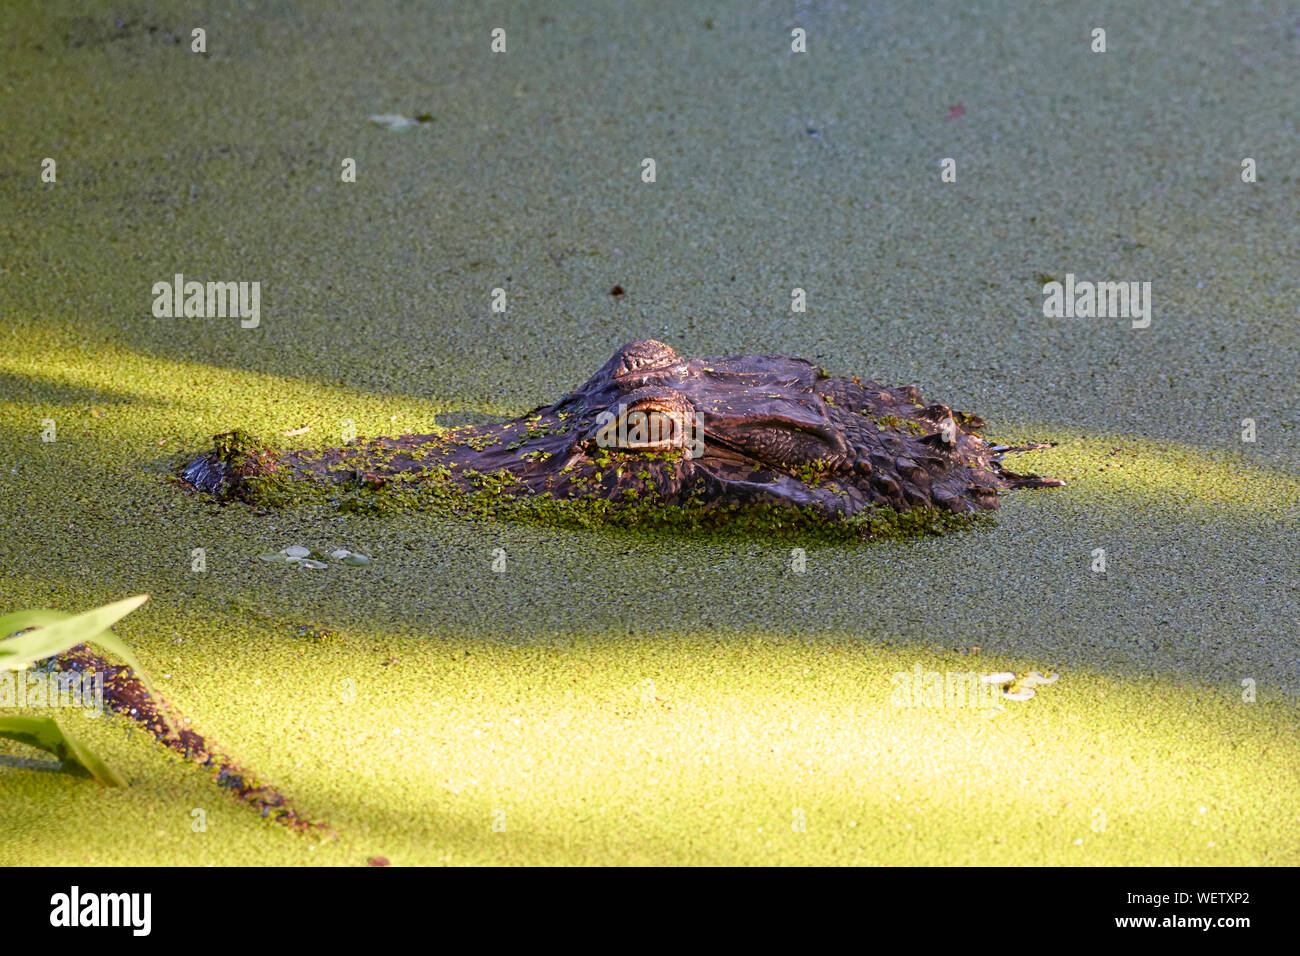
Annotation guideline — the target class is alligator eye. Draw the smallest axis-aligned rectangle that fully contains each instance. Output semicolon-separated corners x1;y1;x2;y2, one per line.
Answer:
595;401;688;452
624;408;681;449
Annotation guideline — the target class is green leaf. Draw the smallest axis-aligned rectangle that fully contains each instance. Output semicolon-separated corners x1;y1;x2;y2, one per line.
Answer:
0;595;149;671
0;595;170;732
0;716;128;786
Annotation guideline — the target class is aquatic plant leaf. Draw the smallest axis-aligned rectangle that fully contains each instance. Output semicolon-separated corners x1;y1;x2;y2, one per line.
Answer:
0;595;149;672
0;715;128;786
980;672;1015;685
0;596;170;732
368;113;419;131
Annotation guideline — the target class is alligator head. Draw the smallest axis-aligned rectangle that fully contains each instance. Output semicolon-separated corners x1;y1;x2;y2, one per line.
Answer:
181;340;1062;524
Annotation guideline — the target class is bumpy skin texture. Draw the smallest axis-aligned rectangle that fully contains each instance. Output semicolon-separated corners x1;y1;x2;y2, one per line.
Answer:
181;340;1061;515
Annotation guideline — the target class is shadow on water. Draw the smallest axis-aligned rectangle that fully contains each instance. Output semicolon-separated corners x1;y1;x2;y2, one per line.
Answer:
0;371;142;408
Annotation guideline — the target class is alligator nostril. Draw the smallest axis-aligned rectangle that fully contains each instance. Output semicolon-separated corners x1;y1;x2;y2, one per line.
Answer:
605;340;680;378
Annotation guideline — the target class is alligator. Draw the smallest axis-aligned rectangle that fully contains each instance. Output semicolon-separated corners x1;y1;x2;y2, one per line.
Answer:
180;340;1062;531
